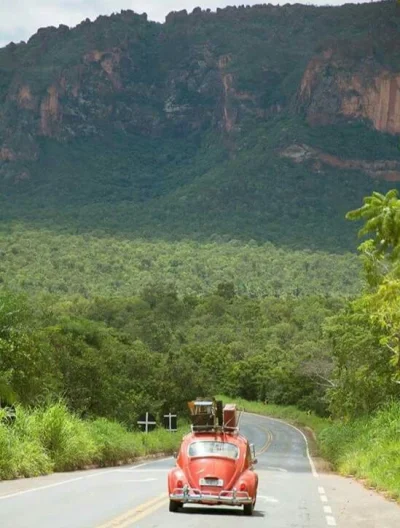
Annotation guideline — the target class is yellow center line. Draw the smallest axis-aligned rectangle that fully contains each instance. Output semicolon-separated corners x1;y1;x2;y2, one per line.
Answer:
256;426;273;456
96;493;168;528
119;497;169;527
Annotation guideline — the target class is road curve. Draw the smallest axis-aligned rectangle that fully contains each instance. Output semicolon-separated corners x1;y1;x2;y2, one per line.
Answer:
0;412;399;527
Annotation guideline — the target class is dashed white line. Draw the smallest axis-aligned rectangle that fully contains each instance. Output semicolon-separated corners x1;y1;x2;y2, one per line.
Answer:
318;486;325;494
326;515;337;526
323;505;332;514
256;495;279;503
320;495;328;503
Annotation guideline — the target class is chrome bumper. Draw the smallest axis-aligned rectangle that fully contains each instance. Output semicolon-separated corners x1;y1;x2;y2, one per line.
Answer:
170;487;253;505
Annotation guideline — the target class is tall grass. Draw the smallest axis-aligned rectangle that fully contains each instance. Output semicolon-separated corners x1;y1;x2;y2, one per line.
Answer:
0;403;185;480
319;402;400;499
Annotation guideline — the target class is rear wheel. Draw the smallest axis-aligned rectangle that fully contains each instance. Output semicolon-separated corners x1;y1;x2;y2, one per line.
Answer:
243;502;254;516
169;500;180;513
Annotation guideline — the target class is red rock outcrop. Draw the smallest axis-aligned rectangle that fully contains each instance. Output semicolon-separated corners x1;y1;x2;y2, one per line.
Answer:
299;51;400;135
340;73;400;135
281;144;400;182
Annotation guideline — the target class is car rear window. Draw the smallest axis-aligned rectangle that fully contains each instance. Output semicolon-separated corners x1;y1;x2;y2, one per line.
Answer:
188;441;239;459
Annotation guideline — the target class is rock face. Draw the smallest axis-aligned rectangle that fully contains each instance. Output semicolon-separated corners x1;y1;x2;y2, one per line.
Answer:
0;3;399;183
299;50;400;135
281;144;400;182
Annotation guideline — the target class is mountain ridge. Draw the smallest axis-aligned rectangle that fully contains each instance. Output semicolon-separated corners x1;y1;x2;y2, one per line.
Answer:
0;2;399;250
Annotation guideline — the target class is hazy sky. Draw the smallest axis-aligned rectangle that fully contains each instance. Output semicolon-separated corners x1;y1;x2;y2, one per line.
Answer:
0;0;369;48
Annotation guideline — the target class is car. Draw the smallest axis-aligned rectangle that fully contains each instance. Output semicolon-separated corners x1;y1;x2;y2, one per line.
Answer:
168;399;258;515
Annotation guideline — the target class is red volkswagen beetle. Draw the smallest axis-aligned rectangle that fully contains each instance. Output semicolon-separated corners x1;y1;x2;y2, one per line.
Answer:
168;399;258;515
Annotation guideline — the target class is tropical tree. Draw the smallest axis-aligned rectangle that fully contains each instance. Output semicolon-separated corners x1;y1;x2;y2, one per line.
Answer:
346;189;400;286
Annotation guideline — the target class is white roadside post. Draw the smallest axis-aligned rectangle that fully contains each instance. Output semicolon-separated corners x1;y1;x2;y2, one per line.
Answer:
164;412;177;432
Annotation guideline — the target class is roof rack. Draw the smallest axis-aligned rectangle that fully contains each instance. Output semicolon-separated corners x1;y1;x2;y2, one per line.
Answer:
187;398;241;433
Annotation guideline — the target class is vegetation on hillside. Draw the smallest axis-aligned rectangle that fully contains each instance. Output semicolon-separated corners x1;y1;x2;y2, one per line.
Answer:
1;121;398;252
0;225;361;298
0;285;342;422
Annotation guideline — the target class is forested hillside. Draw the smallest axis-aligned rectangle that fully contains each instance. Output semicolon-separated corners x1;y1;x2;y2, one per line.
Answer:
0;2;399;249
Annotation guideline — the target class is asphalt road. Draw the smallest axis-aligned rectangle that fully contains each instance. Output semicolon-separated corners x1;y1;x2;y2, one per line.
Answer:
0;412;399;528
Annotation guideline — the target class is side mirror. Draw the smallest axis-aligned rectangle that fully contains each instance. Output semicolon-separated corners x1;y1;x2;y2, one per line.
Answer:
249;443;257;465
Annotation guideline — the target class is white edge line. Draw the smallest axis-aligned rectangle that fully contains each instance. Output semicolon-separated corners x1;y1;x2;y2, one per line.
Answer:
0;457;171;501
126;457;172;469
0;476;86;500
245;412;319;478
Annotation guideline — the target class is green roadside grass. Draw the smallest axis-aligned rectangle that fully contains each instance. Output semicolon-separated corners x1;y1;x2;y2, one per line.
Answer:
0;403;186;480
218;395;400;501
318;402;400;500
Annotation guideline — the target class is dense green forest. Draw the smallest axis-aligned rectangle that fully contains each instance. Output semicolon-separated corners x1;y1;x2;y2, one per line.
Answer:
1;121;398;252
0;284;341;421
2;190;400;424
0;225;361;297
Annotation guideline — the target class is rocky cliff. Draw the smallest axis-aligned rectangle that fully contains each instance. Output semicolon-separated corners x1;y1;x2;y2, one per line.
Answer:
0;3;399;250
299;48;400;135
0;4;398;173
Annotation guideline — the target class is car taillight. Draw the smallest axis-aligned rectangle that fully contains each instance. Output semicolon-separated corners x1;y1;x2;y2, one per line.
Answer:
177;479;183;488
239;483;246;491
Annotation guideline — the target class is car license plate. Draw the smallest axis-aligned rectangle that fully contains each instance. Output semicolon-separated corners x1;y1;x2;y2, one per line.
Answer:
200;478;223;486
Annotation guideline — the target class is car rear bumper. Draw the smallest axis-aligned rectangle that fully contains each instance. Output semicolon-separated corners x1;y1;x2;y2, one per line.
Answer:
170;487;253;505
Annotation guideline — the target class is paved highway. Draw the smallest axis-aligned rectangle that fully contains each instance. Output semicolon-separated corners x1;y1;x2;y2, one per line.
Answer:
0;412;399;527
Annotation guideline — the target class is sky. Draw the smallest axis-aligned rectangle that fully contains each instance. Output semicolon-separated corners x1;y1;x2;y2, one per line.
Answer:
0;0;369;48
